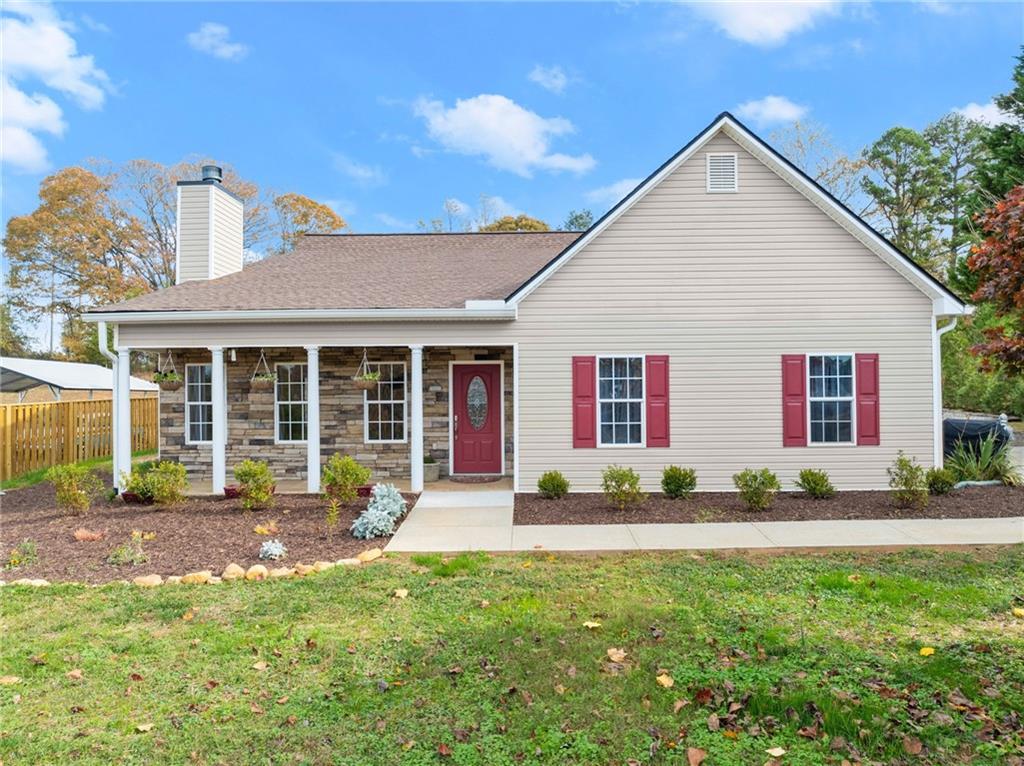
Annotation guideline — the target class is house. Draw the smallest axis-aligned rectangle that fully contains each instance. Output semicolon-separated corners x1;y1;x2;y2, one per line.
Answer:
85;113;968;495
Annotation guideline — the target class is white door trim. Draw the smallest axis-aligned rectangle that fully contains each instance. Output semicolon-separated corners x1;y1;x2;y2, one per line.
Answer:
448;360;506;476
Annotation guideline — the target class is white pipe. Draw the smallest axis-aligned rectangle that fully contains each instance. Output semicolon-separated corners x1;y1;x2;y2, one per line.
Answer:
97;321;120;485
305;345;320;493
933;317;959;468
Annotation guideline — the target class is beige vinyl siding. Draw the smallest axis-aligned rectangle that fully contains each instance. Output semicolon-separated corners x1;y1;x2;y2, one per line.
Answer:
176;185;211;283
120;130;938;490
211;188;244;278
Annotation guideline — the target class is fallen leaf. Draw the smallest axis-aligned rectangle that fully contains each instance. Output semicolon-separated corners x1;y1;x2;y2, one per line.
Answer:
135;723;153;733
437;742;452;757
606;647;627;663
181;610;195;622
673;698;689;713
554;684;566;695
521;561;532;569
1012;607;1024;618
687;747;707;766
656;673;674;688
250;702;265;715
0;676;21;685
582;621;602;630
722;730;738;739
394;589;409;599
276;695;289;704
129;672;144;682
66;668;83;681
707;713;720;732
766;747;787;757
479;600;490;608
252;661;269;671
919;647;935;657
903;735;923;755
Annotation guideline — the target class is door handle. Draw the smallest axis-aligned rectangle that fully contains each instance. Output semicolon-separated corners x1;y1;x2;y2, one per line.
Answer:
454;414;459;439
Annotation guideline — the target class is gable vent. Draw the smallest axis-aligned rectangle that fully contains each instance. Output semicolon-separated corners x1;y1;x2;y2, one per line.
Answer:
706;152;738;193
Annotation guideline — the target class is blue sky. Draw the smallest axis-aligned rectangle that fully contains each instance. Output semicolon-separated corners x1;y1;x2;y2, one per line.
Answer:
2;0;1021;239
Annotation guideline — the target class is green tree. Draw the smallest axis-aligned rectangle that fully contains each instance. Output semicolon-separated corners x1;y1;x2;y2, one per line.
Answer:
0;303;31;357
970;48;1024;212
562;209;594;231
924;113;988;275
861;127;946;271
478;214;550;232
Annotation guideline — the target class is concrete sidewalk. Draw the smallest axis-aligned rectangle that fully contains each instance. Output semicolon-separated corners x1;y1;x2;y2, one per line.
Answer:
385;490;1023;553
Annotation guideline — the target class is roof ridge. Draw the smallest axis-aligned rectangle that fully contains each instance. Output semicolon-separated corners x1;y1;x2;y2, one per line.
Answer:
303;230;578;237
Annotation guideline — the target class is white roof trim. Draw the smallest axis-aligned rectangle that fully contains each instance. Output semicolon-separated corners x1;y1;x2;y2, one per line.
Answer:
84;306;518;324
508;113;967;316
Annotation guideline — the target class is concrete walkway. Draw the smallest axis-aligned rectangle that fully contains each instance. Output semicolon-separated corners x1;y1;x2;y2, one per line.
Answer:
386;490;1023;553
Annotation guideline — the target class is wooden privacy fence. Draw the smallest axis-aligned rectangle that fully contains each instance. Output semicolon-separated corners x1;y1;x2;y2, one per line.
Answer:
0;397;158;481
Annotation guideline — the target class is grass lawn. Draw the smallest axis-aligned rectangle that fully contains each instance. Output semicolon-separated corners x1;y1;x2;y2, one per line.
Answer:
2;548;1023;765
0;450;157;491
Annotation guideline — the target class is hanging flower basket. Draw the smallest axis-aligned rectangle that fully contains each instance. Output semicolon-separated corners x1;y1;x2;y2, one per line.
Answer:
352;349;380;390
154;371;183;391
250;350;276;391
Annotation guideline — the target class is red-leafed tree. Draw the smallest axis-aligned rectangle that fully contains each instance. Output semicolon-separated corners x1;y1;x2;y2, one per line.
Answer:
968;185;1024;375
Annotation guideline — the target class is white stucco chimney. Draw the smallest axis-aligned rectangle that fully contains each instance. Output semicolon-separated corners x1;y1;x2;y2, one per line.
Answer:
175;165;244;284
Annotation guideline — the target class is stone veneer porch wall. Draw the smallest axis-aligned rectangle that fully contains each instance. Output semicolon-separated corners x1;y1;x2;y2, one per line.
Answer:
159;346;513;483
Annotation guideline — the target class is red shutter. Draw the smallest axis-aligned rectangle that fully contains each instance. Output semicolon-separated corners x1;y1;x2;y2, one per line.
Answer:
572;356;597;448
856;353;880;446
645;355;670;447
781;354;807;447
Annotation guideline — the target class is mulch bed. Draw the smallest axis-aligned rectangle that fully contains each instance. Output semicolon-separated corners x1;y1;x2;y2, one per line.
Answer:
514;486;1024;525
0;472;417;585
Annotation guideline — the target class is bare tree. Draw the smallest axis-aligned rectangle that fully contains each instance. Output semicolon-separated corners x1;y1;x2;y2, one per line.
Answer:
770;120;868;212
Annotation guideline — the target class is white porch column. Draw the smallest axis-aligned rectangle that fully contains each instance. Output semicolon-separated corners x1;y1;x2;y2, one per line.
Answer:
409;345;424;492
115;349;131;490
305;345;321;493
210;346;226;494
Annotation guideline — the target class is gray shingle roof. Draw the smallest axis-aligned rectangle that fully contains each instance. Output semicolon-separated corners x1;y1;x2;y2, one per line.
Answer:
92;232;580;313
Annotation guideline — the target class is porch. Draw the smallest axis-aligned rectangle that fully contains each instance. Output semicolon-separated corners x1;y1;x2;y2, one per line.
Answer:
111;344;516;494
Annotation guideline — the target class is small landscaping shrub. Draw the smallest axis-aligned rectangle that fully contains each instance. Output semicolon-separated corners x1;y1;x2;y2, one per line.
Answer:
46;463;104;514
121;461;188;505
234;459;275;511
258;539;287;561
350;506;396;539
926;466;956;495
795;468;835;499
887;451;928;510
946;432;1022;486
321;454;371;503
368;483;407;520
537;470;570;499
5;540;38;570
733;468;781;512
325;498;341;538
661;466;697;499
107;531;149;566
601;465;646;511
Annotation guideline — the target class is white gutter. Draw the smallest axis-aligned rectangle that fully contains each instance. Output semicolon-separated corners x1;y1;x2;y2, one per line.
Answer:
83;306;517;323
932;316;959;468
96;321;120;485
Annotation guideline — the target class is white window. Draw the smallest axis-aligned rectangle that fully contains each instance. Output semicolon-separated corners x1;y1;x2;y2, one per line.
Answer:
185;364;213;444
808;354;854;444
706;152;738;193
598;356;644;446
275;363;308;442
365;362;407;443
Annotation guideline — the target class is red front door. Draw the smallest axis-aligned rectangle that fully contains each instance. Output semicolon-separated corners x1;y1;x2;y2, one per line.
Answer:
452;364;502;474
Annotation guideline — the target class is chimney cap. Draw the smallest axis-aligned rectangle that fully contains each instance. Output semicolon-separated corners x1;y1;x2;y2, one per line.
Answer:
201;165;223;183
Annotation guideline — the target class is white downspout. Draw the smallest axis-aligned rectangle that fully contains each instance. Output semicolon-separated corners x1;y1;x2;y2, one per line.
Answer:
933;317;959;468
97;321;120;486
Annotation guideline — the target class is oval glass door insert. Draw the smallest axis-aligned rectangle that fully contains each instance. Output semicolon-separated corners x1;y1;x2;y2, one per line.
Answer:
466;376;488;430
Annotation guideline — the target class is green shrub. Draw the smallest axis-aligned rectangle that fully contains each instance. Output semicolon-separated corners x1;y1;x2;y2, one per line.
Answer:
537;470;570;499
733;468;781;512
661;466;697;499
926;467;956;495
106;531;149;566
601;465;646;511
234;459;275;511
887;451;928;510
5;539;38;570
121;460;188;505
946;432;1022;486
46;464;104;514
795;468;835;499
321;454;371;503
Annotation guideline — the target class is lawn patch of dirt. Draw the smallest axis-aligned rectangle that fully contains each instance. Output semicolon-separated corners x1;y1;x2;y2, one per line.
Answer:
514;485;1024;525
0;472;416;584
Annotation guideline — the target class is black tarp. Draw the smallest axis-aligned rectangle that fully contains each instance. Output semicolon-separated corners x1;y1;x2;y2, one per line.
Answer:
942;418;1011;457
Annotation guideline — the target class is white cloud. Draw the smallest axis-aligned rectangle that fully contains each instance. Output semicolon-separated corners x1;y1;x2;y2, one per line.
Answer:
446;197;472;217
80;14;111;34
413;94;596;177
186;22;249;61
688;1;841;47
323;198;357;217
585;178;642;205
331;153;387;186
735;95;809;127
0;1;110;172
954;100;1010;127
528;64;570;94
916;1;959;14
